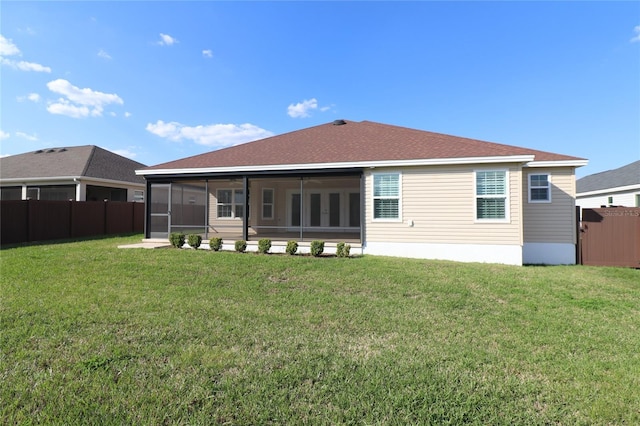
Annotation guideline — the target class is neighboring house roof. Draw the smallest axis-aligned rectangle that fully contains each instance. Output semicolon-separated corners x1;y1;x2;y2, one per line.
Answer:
141;120;586;174
576;160;640;194
1;145;146;185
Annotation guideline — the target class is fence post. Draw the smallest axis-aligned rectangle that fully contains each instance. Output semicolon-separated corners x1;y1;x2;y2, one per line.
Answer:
104;200;108;235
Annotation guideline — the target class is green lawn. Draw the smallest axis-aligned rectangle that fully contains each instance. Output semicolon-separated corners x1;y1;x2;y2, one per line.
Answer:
1;235;639;425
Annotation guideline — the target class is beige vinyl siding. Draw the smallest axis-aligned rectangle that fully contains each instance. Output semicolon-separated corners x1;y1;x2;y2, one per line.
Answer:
365;164;522;245
523;167;576;243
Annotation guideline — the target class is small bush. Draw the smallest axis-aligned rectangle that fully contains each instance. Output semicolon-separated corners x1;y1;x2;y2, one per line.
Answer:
169;232;185;249
286;240;298;256
258;238;271;254
336;242;351;258
235;240;247;253
209;237;223;251
310;240;324;257
187;234;202;250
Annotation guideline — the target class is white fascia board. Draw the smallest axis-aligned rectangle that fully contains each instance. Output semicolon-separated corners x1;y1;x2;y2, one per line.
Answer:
136;155;536;176
577;183;640;197
526;159;589;168
0;176;145;188
0;176;82;184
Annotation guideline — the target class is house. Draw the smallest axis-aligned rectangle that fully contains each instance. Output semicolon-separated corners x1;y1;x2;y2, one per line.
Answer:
137;120;587;265
576;160;640;209
0;145;147;202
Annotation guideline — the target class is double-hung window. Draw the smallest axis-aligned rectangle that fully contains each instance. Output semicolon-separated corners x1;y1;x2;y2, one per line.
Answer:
217;189;245;219
262;188;274;220
528;174;551;202
475;170;508;221
373;172;401;221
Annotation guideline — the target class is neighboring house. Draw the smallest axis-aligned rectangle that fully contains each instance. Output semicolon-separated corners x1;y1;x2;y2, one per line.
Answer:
576;160;640;208
0;145;147;202
137;120;587;265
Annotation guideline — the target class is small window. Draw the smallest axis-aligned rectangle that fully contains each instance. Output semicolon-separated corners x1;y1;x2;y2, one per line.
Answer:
262;188;274;220
608;196;613;205
373;172;401;221
476;170;508;221
529;174;551;203
217;189;245;219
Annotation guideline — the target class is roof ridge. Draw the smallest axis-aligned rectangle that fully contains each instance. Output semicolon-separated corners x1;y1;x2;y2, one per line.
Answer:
82;145;98;176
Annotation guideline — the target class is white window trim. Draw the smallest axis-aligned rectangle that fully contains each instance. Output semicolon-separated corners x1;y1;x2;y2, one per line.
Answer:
262;188;274;220
528;173;551;203
216;188;245;220
372;171;402;222
474;169;510;223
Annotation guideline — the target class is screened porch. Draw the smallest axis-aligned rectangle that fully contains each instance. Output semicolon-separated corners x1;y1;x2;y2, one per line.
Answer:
146;174;363;244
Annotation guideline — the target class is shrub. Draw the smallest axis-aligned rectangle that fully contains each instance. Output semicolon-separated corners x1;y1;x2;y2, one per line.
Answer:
336;242;351;258
286;240;298;256
258;238;271;254
169;232;185;249
209;237;223;252
310;240;324;257
235;240;247;253
187;234;202;250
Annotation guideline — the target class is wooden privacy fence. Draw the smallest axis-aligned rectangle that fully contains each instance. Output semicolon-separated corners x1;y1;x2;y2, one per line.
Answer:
0;200;144;245
579;207;640;268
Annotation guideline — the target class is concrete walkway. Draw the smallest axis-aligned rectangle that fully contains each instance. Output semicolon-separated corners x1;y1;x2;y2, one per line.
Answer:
117;241;171;249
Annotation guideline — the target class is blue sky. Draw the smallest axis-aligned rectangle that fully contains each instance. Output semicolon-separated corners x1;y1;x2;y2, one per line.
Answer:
1;1;638;177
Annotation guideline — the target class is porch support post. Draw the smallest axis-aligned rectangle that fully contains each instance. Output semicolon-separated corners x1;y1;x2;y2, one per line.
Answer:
204;180;209;240
144;179;151;239
360;173;364;244
242;176;249;241
299;177;303;240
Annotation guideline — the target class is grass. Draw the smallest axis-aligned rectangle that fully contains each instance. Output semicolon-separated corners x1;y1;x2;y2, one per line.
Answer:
1;235;639;425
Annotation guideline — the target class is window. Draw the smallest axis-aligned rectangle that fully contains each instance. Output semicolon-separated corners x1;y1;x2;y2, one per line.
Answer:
262;188;274;219
476;170;508;221
373;173;401;220
1;186;22;200
217;189;245;219
529;174;551;202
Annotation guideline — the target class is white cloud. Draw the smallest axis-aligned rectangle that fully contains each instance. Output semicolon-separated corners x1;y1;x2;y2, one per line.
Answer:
46;79;123;118
108;147;138;159
146;120;274;148
631;25;640;43
158;33;178;46
98;49;112;60
0;35;20;56
47;99;91;118
15;131;38;141
124;112;132;118
202;49;213;58
0;130;10;140
17;93;41;103
287;98;318;118
0;34;51;73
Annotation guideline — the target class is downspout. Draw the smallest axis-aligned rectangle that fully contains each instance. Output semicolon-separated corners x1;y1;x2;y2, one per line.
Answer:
74;178;81;201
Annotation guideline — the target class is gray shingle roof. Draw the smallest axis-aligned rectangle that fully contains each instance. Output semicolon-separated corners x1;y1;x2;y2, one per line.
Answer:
0;145;146;184
576;160;640;193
